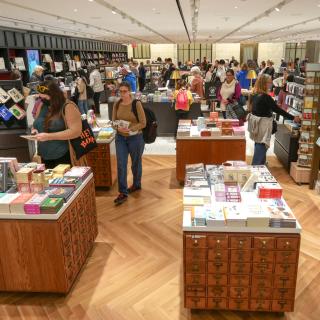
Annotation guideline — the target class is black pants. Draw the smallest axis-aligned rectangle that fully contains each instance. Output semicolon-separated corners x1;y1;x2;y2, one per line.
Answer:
93;92;101;114
175;110;189;137
138;78;146;91
43;151;71;169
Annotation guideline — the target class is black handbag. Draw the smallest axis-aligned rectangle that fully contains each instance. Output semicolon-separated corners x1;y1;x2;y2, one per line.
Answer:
272;119;278;134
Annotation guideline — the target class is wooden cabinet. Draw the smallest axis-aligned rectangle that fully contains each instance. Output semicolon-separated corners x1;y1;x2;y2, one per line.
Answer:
0;177;97;293
183;232;300;312
87;139;117;187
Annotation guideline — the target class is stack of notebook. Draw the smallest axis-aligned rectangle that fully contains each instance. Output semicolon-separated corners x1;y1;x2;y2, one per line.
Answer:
40;197;64;214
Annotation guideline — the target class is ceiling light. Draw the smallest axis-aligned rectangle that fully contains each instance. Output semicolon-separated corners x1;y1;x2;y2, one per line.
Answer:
152;8;156;11
195;8;199;12
111;11;116;14
275;7;280;12
318;4;320;7
234;6;238;9
73;8;78;12
88;0;94;2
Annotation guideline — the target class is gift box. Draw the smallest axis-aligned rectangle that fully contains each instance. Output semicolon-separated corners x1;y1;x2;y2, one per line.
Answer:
16;167;34;183
257;182;283;199
10;193;33;214
32;170;45;183
52;164;71;175
30;182;45;193
233;127;245;136
221;128;233;136
17;182;31;193
0;193;20;214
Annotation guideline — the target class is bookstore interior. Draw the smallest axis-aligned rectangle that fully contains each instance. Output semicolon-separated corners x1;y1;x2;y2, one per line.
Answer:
0;0;320;319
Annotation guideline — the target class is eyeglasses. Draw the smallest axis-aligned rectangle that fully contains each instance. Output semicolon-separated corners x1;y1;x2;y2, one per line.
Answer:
119;90;129;93
226;74;233;77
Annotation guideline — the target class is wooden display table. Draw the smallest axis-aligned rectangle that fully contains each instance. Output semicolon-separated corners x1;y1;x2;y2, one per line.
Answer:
183;220;301;312
0;174;97;293
87;136;117;187
176;136;246;182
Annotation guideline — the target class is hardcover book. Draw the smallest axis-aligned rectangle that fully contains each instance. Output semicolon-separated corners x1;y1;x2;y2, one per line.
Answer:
49;177;82;190
24;193;48;214
44;186;74;202
40;197;64;214
10;193;33;214
9;104;26;120
63;166;92;181
0;87;11;104
0;193;20;214
7;88;24;103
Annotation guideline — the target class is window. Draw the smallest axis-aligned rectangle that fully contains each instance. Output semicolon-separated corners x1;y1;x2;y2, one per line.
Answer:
177;43;212;64
133;44;151;59
285;42;306;63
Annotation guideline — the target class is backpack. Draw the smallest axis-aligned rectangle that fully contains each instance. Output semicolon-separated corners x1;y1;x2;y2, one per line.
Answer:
176;89;189;110
116;99;158;144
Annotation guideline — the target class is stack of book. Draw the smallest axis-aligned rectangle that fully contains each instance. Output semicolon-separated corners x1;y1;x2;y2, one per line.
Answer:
206;165;224;186
223;203;247;227
24;193;48;214
9;193;33;214
257;182;283;199
207;204;225;227
44;186;74;203
213;183;226;202
177;119;191;137
64;166;92;182
49;177;82;190
0;193;20;214
40;197;64;214
52;164;71;178
225;184;241;202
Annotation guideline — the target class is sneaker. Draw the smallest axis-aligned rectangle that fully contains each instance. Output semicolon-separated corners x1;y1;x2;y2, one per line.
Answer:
114;193;128;205
127;185;141;194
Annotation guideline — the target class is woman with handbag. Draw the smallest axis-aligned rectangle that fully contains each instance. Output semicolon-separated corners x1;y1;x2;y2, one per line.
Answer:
31;80;82;168
112;82;146;205
217;69;241;119
248;74;300;165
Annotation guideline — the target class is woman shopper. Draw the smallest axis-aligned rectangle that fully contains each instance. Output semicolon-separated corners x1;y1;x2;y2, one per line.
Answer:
190;66;204;98
138;62;147;91
76;69;88;115
248;74;300;165
217;69;241;119
89;67;104;115
236;63;250;90
32;80;82;168
112;82;146;205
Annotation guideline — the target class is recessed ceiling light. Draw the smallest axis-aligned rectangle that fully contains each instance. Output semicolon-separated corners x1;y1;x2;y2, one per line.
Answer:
234;6;238;9
74;8;78;12
195;8;199;12
275;7;280;12
317;3;320;7
112;11;116;14
152;8;156;11
88;0;94;2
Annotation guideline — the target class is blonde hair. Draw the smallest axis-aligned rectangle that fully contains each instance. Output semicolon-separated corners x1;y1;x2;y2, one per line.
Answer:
253;74;271;94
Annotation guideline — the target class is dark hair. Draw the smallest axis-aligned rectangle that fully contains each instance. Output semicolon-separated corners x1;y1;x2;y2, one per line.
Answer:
219;59;225;65
176;79;187;90
119;81;131;91
206;63;212;73
287;74;294;82
226;68;235;76
42;80;66;132
78;69;88;84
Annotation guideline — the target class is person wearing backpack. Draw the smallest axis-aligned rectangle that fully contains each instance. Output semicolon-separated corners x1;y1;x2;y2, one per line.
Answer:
174;80;193;137
112;82;146;205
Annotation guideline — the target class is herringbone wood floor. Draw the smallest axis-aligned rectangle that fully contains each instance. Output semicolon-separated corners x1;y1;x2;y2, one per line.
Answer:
0;155;319;320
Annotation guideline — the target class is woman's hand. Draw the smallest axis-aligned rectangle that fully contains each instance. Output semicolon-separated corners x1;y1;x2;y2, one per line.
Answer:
31;128;38;135
117;127;130;134
35;132;51;141
293;116;301;123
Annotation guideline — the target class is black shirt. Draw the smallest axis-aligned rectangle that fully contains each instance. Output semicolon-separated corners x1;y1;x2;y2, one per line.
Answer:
252;93;294;120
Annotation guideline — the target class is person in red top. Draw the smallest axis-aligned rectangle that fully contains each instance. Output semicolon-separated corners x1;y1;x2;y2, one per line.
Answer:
190;66;204;98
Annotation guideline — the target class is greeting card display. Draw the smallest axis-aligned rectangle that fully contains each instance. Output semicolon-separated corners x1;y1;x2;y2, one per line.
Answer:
9;104;26;120
0;105;13;121
7;88;24;103
0;87;10;104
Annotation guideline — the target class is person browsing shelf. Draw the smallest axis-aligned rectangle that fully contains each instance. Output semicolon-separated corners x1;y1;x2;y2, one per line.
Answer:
32;80;82;168
112;82;146;205
248;74;300;165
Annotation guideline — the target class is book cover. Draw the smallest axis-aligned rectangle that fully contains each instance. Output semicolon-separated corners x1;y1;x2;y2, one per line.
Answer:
0;87;11;104
52;164;71;174
49;177;81;190
24;193;48;214
7;88;24;103
40;197;64;214
64;166;91;180
0;105;13;121
0;193;20;214
10;193;33;214
44;186;74;202
9;104;26;120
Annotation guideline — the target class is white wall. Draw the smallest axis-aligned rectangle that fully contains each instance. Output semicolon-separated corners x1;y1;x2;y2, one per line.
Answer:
127;44;177;64
258;43;285;69
213;43;240;63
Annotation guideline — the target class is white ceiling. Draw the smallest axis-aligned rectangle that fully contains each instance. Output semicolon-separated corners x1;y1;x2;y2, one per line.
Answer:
0;0;320;44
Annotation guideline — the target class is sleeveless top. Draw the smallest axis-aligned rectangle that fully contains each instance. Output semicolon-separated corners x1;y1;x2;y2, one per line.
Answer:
33;103;69;160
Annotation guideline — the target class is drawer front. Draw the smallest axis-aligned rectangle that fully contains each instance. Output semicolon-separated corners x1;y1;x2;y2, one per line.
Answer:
230;236;251;249
185;235;207;248
228;298;249;311
251;274;273;288
274;275;296;288
207;235;228;249
208;261;228;274
207;298;227;309
230;262;251;274
275;263;296;275
230;250;251;262
250;299;271;311
276;237;299;250
251;286;273;299
186;248;207;261
186;285;206;297
185;274;206;286
229;286;249;299
275;250;298;263
208;249;228;262
229;275;250;287
252;262;273;274
253;237;275;249
185;297;206;309
271;300;294;312
207;285;228;298
185;260;206;274
252;249;274;263
273;288;296;300
207;274;228;286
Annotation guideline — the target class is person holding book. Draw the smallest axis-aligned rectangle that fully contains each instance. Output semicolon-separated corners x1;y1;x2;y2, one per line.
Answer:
31;80;82;168
112;82;146;205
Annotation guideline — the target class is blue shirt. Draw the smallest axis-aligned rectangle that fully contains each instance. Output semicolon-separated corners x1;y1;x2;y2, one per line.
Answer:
123;72;137;92
236;70;250;89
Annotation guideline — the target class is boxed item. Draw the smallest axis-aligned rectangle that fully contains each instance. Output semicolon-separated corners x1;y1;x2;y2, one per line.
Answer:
32;170;45;183
256;183;283;199
24;193;48;214
30;182;45;193
16;167;34;183
17;183;31;193
40;197;64;214
0;193;20;214
52;164;71;175
9;193;33;214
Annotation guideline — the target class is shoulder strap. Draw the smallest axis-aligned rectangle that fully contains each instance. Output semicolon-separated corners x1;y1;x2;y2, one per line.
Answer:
131;99;139;122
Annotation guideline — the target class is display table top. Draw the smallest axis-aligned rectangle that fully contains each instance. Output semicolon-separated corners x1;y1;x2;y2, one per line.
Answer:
176;135;246;141
0;173;93;221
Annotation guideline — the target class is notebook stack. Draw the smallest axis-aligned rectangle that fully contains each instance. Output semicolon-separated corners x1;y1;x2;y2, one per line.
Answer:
49;177;82;190
207;203;226;227
225;184;241;202
0;193;20;214
40;197;64;214
44;186;74;202
223;203;247;227
257;183;283;199
24;193;48;214
64;166;92;182
177;119;191;137
52;164;71;178
9;193;33;214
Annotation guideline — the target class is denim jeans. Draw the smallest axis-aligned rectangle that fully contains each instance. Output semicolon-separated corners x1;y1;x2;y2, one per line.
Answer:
252;143;267;165
78;100;88;115
115;133;145;195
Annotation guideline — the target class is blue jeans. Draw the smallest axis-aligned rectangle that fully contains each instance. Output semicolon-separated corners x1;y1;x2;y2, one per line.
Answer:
252;143;267;165
115;134;145;195
78;100;88;115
